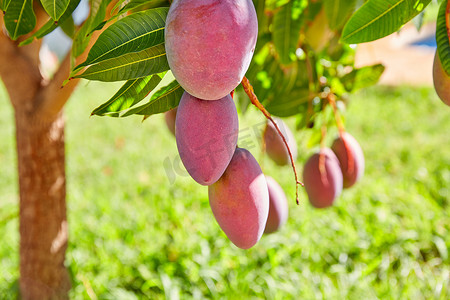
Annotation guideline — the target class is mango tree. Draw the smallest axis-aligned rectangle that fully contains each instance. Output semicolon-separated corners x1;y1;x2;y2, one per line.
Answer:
0;0;447;298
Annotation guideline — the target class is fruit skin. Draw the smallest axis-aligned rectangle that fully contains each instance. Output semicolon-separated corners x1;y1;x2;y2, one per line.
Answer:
263;119;298;166
264;176;288;234
165;0;258;100
208;148;269;249
303;148;343;208
164;107;177;136
176;92;238;185
432;52;450;106
331;132;365;188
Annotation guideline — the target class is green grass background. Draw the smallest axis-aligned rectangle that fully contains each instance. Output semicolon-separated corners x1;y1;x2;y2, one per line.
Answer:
0;82;449;299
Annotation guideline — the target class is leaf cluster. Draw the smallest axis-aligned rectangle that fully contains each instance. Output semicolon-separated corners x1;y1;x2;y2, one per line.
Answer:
1;0;445;128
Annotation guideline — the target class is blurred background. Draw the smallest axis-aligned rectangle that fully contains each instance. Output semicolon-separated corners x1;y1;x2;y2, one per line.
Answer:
0;0;449;299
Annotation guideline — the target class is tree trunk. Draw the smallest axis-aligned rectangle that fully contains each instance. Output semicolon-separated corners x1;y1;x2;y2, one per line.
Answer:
0;4;115;298
15;110;70;300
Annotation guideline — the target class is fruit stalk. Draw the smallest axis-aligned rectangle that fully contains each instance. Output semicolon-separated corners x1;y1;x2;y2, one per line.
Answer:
319;126;329;187
241;76;303;205
325;92;354;174
325;92;345;135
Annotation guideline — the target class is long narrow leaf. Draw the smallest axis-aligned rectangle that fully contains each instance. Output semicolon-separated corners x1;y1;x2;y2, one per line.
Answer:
117;0;169;15
122;80;184;117
436;0;450;75
412;11;425;31
92;74;163;116
265;90;310;117
324;0;357;30
60;15;75;38
73;44;169;81
19;0;80;46
272;2;304;65
0;0;11;11
341;0;431;44
73;7;168;73
72;0;109;58
254;0;268;35
40;0;70;21
341;64;385;92
4;0;36;40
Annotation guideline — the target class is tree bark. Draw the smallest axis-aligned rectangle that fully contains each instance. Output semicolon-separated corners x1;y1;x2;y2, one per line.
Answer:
0;13;72;297
15;110;70;300
0;3;115;298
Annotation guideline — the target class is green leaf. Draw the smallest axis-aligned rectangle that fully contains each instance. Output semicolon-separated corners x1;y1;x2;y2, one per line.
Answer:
307;126;323;148
72;0;108;58
246;51;310;115
412;10;424;31
112;0;127;13
265;89;310;117
324;0;357;30
73;43;169;81
73;7;168;73
92;75;163;116
122;80;184;117
296;108;314;130
40;0;70;21
254;0;268;35
0;0;11;12
117;0;169;15
341;64;385;92
4;0;36;40
60;15;75;38
341;0;431;44
261;59;311;117
272;1;303;65
436;0;450;76
19;0;81;46
304;0;323;23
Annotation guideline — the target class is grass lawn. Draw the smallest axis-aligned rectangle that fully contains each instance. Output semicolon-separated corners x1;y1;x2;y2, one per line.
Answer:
0;82;449;299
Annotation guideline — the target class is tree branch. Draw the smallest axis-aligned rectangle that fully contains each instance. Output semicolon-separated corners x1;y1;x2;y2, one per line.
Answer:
0;3;52;110
15;2;49;73
0;18;42;109
35;50;81;121
34;1;118;122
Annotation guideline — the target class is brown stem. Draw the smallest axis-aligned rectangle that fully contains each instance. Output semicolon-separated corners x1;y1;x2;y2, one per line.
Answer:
241;76;303;205
35;0;118;122
319;126;329;187
325;92;354;174
303;47;316;93
326;93;345;135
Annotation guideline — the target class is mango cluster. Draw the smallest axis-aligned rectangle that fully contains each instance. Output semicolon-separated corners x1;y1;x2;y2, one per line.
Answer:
164;0;288;249
303;132;365;208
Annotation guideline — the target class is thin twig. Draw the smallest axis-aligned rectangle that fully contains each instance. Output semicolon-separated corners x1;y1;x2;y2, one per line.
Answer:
319;126;329;187
325;92;354;174
241;76;303;205
325;93;345;135
303;47;316;93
